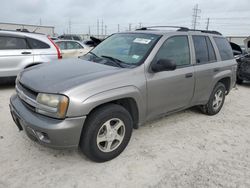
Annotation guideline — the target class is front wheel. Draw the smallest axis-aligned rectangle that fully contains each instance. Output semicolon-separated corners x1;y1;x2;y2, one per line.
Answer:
80;104;133;162
200;82;226;115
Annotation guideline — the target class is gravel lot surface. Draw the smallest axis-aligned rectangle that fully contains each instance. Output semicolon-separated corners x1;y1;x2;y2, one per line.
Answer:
0;83;250;188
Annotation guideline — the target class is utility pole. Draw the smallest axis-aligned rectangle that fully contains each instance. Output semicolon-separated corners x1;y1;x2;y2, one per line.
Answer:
101;19;104;37
68;19;71;34
105;25;107;36
118;24;120;32
129;23;132;31
97;19;99;37
88;26;91;36
39;18;42;25
191;4;201;30
206;18;210;30
139;22;142;28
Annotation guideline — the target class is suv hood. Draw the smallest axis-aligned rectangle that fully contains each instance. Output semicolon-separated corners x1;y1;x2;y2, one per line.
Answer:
19;58;123;93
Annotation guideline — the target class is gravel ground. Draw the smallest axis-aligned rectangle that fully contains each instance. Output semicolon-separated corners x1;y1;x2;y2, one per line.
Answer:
0;83;250;188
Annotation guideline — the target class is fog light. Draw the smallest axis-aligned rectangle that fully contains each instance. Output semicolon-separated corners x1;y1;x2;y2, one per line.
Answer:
36;131;51;143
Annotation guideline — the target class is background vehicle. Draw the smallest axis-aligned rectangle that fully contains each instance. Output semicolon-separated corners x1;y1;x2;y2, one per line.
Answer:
55;40;92;58
58;34;82;41
236;54;250;84
0;30;62;78
10;27;237;162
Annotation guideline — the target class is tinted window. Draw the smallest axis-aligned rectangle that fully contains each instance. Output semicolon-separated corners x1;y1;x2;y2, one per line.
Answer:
213;37;233;61
193;36;209;64
155;36;190;67
206;37;216;62
0;36;28;49
27;38;50;49
66;41;83;49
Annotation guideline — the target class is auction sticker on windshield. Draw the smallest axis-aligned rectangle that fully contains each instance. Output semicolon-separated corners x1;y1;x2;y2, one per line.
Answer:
133;38;151;44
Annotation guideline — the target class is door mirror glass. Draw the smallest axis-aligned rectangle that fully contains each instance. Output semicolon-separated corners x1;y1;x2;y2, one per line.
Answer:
151;59;176;72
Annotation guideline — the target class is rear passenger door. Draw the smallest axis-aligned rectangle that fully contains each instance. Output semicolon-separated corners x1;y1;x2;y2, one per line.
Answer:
0;35;33;77
27;37;55;63
146;35;195;119
191;35;218;104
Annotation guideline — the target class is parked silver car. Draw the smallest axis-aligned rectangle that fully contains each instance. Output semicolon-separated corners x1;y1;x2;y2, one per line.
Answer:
0;30;62;78
10;27;237;162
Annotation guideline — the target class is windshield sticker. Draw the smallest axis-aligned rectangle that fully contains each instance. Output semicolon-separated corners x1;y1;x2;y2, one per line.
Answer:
133;38;151;44
132;55;140;59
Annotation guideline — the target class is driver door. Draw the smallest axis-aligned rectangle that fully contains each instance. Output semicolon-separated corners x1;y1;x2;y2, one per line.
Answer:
146;35;195;120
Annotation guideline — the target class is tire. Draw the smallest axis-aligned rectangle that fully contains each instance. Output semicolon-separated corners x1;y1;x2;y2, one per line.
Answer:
80;104;133;162
200;82;226;115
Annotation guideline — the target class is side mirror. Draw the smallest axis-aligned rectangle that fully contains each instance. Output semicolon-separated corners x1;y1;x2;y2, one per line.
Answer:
151;59;176;72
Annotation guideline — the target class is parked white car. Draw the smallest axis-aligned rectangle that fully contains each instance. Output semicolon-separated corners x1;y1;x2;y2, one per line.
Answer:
55;40;92;58
0;30;62;78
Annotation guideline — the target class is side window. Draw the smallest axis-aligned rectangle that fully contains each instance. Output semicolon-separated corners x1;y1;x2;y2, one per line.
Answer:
193;36;217;64
206;37;216;62
213;37;233;61
27;38;50;49
56;42;66;50
66;42;83;49
0;36;28;50
154;36;190;67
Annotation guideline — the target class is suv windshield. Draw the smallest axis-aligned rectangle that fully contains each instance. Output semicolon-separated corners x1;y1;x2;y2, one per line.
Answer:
81;33;161;67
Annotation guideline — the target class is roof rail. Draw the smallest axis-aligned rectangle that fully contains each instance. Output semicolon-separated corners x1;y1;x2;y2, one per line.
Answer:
178;28;222;35
136;26;189;31
0;28;44;35
136;26;222;35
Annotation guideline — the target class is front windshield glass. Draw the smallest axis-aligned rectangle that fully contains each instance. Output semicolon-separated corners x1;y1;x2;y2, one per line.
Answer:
81;33;161;67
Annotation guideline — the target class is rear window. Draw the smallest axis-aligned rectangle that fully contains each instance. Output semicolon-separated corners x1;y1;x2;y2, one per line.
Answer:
27;38;50;49
0;36;28;50
213;37;233;61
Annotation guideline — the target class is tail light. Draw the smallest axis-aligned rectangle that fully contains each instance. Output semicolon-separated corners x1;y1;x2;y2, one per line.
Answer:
47;36;62;59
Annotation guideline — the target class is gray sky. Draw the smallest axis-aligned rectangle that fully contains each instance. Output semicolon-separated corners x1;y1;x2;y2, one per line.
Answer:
1;0;250;36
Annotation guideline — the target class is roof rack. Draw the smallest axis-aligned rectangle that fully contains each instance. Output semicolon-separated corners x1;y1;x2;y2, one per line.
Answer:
137;26;189;31
136;26;222;35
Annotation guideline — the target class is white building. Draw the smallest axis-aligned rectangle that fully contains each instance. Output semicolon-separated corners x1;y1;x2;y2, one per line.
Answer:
0;22;55;36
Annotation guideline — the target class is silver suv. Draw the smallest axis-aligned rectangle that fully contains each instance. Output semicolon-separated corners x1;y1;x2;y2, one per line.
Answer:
0;30;62;78
10;27;237;162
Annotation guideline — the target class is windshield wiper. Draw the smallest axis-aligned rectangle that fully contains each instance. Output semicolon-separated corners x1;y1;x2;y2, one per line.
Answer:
88;51;99;58
101;55;125;68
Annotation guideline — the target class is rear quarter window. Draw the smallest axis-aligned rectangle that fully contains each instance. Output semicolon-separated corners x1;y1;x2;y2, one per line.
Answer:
213;37;233;61
27;38;50;49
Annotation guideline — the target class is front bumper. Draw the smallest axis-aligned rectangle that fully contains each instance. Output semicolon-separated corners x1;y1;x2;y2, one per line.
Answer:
10;94;86;149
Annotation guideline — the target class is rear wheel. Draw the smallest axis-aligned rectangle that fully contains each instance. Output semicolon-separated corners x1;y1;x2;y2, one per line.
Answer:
200;82;226;115
80;104;133;162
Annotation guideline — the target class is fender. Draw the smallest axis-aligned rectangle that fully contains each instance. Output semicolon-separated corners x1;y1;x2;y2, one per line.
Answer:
67;86;146;125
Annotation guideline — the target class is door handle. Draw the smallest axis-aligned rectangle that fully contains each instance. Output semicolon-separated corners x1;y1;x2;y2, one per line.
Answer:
214;68;220;72
185;73;193;78
21;52;31;55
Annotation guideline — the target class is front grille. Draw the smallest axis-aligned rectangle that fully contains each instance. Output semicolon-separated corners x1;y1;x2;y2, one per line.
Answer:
16;81;38;110
17;81;38;100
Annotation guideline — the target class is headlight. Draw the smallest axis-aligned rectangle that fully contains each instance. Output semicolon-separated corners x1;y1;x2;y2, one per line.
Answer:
36;93;69;119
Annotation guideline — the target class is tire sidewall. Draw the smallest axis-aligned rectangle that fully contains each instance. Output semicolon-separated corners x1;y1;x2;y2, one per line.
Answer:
208;83;226;115
81;105;133;162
